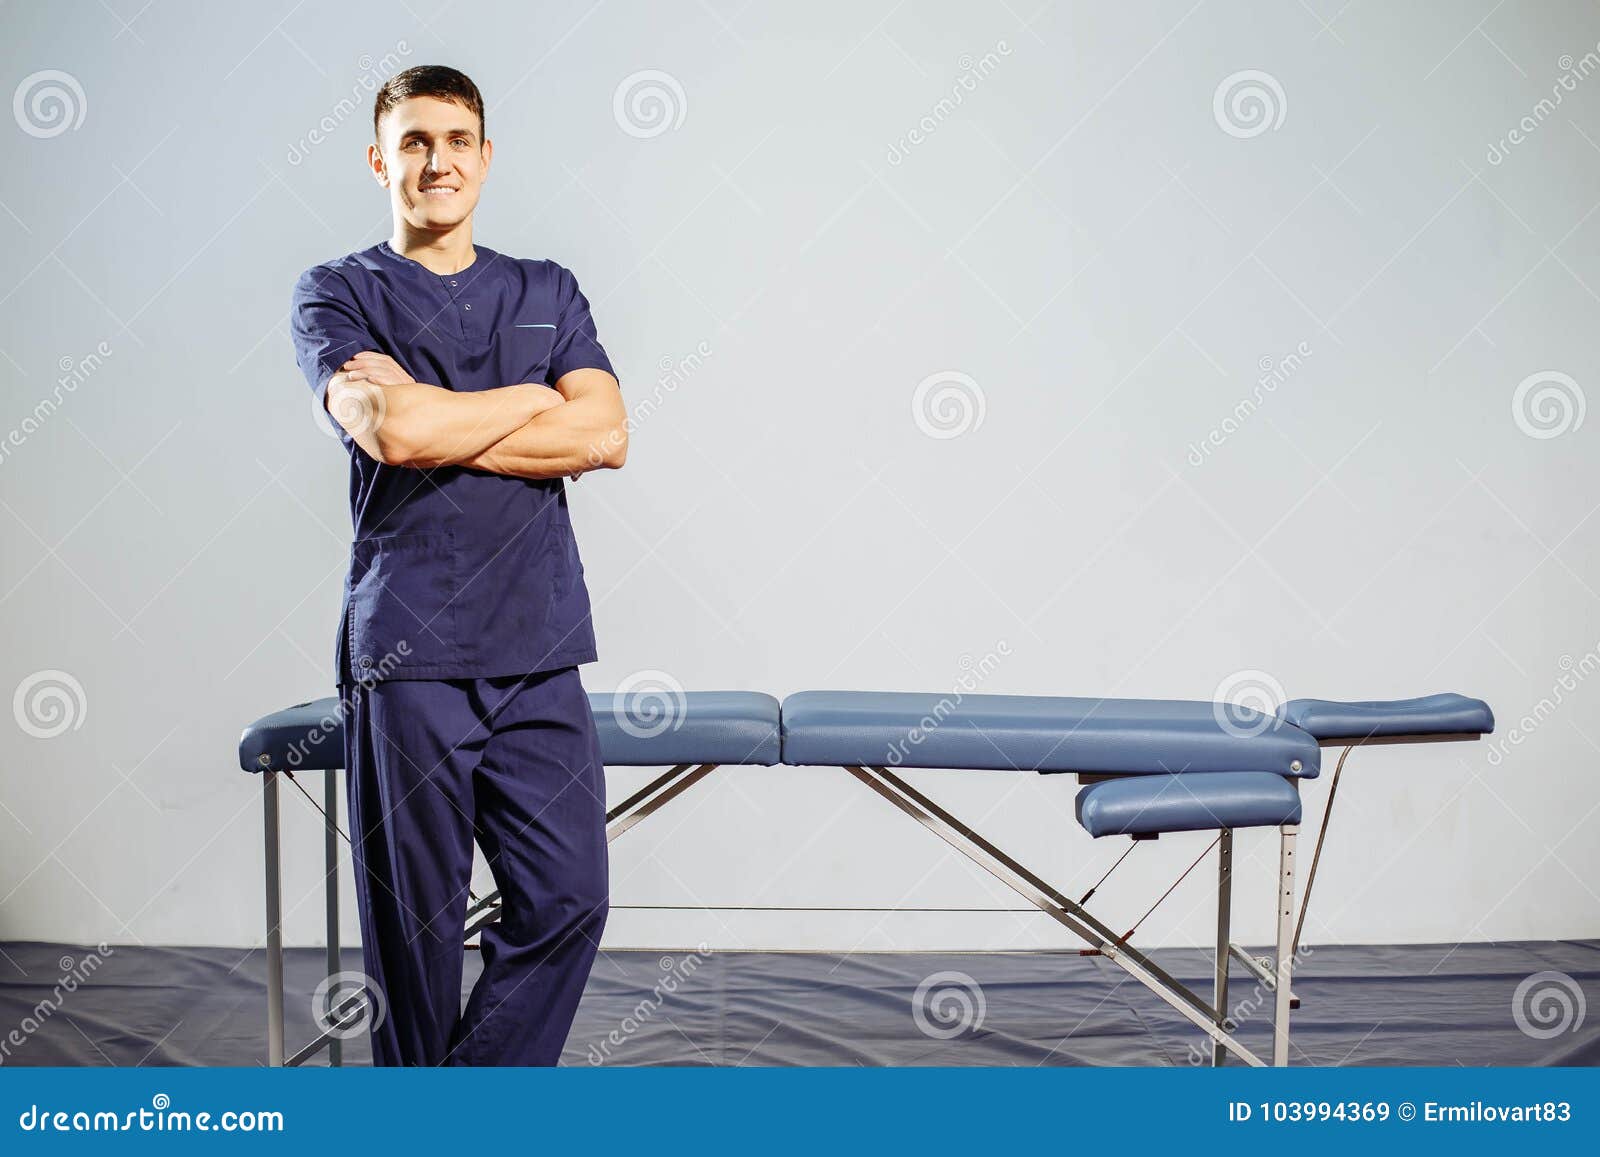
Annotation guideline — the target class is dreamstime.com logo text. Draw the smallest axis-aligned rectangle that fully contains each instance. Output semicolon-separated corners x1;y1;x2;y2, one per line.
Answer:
884;641;1013;767
586;341;712;467
287;42;414;165
1183;944;1315;1064
256;642;413;771
1487;45;1600;165
1186;341;1311;466
17;1094;284;1133
886;41;1014;165
585;947;710;1063
1;946;115;1064
1486;646;1600;766
0;343;114;468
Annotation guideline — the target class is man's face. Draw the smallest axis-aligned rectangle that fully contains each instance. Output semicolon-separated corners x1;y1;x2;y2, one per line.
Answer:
369;95;491;231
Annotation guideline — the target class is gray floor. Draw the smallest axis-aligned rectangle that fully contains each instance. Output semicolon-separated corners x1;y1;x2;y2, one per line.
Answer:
1;940;1596;1066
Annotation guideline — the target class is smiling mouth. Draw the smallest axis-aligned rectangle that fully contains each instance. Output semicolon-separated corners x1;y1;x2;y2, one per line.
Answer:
419;186;459;197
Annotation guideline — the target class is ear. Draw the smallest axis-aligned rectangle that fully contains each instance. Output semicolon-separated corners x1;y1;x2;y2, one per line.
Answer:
367;142;388;188
480;137;492;181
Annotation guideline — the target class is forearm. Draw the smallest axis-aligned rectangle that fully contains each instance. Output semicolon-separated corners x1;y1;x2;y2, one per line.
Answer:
462;392;626;480
343;379;549;468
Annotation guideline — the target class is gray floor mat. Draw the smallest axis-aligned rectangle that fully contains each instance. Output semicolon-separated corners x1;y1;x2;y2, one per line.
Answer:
0;940;1594;1066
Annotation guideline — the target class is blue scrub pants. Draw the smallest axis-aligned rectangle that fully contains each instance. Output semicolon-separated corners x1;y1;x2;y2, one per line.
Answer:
340;665;610;1066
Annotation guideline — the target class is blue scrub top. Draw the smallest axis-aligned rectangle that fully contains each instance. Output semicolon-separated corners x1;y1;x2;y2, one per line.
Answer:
289;241;618;684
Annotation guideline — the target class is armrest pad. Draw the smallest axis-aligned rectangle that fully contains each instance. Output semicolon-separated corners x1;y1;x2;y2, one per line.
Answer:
1277;693;1494;741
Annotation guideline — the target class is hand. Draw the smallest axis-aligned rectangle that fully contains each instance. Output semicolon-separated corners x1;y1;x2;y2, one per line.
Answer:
339;351;416;387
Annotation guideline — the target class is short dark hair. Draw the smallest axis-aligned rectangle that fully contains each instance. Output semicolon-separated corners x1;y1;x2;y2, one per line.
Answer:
373;65;485;143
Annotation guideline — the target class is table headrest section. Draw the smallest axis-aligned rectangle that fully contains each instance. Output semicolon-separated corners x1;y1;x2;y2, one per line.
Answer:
239;697;345;772
781;690;1320;777
1276;693;1494;741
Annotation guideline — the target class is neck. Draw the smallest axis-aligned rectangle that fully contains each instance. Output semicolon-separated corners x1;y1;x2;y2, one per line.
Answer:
389;219;476;275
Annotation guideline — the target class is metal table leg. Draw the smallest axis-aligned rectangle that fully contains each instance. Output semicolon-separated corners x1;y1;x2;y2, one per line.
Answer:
264;770;285;1067
1213;828;1233;1067
324;768;340;1068
1273;823;1298;1066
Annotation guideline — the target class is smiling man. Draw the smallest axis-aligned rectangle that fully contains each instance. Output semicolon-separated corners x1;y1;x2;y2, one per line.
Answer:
288;65;626;1067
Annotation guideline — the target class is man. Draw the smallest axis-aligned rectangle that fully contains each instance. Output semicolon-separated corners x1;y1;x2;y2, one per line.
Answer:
288;64;627;1066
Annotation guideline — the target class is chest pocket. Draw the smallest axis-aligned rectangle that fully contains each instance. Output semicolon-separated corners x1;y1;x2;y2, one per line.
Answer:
506;322;557;384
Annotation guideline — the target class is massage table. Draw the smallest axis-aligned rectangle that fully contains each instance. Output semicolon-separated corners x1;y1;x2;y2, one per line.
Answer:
238;688;1493;1068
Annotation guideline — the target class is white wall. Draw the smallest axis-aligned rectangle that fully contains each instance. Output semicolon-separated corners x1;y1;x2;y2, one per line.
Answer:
1;0;1597;954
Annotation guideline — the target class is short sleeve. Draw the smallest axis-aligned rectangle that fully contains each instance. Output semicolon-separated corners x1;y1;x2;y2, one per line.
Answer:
546;263;618;387
290;265;381;443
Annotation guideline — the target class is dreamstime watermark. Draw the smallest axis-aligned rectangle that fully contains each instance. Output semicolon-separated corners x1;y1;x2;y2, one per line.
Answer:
912;370;986;439
314;374;389;441
12;670;87;739
1183;944;1315;1064
585;341;712;468
585;947;710;1064
311;970;387;1040
256;642;412;771
1487;46;1600;165
1212;669;1288;740
0;945;114;1064
884;641;1013;767
0;343;113;468
287;42;413;165
1485;647;1600;766
613;70;687;139
911;970;986;1039
885;41;1014;165
1186;341;1311;466
1213;70;1286;139
1511;370;1584;439
611;670;688;740
17;1094;283;1133
13;69;86;138
1511;970;1586;1040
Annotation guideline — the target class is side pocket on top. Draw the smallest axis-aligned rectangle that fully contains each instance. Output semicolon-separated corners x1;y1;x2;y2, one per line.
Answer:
347;530;460;675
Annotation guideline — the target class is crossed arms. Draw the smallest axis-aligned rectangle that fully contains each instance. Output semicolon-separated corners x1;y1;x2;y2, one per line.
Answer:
324;351;627;480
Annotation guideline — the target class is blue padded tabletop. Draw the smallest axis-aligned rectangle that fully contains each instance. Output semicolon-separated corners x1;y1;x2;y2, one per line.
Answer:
780;691;1320;777
591;690;781;766
1076;771;1302;837
241;690;782;772
1277;693;1494;742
